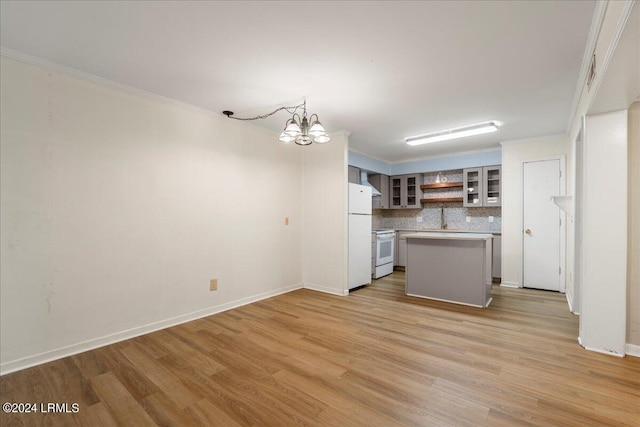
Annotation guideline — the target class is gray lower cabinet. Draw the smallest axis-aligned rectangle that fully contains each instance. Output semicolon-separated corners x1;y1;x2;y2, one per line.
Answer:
405;234;493;308
398;231;501;273
397;231;411;267
492;234;501;279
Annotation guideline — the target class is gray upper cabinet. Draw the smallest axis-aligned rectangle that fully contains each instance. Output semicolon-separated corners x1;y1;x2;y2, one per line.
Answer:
463;166;501;207
369;174;390;209
463;168;483;207
390;174;422;209
483;166;501;207
348;166;360;184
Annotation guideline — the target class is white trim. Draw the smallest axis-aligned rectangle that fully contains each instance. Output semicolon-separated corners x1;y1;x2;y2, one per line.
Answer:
0;47;216;118
520;155;567;292
565;0;608;132
500;281;521;288
585;0;637;114
625;343;640;358
0;47;317;142
577;115;587;340
500;133;566;147
580;344;625;358
348;146;502;171
304;283;349;296
0;283;302;376
566;290;580;315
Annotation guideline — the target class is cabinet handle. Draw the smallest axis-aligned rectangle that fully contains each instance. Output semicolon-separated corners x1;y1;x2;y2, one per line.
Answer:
524;228;531;235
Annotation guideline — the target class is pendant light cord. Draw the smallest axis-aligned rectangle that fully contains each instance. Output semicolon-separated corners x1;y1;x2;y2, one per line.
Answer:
223;103;304;121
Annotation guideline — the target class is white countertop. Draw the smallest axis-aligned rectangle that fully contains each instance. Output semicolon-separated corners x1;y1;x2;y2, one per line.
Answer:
404;232;493;241
390;228;501;235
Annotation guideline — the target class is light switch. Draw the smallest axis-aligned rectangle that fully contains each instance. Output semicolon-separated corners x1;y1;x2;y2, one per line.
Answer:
489;216;494;223
416;216;423;223
466;216;471;223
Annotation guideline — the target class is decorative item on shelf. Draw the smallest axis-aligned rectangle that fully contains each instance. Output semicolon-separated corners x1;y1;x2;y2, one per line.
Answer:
441;175;449;183
436;173;441;184
222;99;330;146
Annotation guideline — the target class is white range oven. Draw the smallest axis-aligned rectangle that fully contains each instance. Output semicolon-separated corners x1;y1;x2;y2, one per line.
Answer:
372;230;395;279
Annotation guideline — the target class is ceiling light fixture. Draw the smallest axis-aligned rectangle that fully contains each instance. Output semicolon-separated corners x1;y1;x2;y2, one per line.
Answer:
405;121;499;146
223;100;330;146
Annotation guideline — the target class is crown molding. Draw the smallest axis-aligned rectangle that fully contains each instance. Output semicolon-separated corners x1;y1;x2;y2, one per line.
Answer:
565;0;609;132
0;47;217;118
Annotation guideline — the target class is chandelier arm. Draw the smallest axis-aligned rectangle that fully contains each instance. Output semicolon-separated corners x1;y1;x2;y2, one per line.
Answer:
224;104;304;121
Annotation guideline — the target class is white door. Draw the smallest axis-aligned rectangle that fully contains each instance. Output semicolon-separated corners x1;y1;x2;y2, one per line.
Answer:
523;159;561;291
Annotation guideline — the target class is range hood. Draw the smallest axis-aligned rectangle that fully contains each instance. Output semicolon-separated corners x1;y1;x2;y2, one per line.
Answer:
360;171;382;196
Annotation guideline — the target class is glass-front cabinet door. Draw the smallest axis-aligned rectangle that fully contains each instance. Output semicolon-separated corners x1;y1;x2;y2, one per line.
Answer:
391;176;403;208
404;174;421;209
463;168;483;207
391;174;422;209
483;166;501;206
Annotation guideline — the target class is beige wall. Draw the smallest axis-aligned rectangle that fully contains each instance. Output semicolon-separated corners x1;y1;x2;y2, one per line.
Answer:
581;110;628;356
500;135;570;288
628;102;640;346
0;57;307;373
302;132;349;295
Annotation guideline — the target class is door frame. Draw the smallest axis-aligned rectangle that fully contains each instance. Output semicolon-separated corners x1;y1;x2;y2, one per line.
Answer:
520;155;566;292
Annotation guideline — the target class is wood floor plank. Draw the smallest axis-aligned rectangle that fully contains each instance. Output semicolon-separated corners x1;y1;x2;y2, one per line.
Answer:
2;271;640;426
89;372;157;426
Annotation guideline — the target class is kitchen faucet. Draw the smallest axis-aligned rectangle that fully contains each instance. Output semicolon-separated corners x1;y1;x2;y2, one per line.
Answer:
440;205;447;230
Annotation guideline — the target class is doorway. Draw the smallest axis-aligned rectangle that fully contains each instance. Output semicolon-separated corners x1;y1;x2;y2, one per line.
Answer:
522;159;564;291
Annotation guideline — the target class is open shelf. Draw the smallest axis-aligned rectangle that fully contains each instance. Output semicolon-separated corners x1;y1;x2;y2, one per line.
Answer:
420;182;463;190
552;195;573;217
420;197;464;203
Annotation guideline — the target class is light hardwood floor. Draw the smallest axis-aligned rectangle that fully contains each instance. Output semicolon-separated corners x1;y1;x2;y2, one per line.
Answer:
1;272;639;426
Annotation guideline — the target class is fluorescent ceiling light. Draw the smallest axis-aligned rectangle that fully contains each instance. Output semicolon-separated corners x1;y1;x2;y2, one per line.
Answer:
406;121;499;146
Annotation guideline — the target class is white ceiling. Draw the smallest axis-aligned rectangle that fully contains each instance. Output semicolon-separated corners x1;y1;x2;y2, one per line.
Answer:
0;1;596;163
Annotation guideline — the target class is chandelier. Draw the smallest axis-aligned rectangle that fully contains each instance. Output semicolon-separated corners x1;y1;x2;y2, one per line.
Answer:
222;100;330;146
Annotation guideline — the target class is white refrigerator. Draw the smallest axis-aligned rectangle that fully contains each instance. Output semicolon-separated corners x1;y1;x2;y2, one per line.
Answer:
348;183;372;290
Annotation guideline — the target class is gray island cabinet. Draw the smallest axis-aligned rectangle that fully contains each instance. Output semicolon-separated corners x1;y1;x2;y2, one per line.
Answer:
405;233;493;308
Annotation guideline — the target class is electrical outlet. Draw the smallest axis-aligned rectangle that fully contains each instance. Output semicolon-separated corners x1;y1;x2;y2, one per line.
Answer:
284;217;289;225
210;279;218;291
488;216;494;223
466;216;471;223
416;216;423;223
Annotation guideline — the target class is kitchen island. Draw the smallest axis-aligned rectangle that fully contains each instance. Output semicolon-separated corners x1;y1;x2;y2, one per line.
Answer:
405;232;493;308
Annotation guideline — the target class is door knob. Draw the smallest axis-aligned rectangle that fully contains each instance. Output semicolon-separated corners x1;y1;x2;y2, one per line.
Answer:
525;228;531;235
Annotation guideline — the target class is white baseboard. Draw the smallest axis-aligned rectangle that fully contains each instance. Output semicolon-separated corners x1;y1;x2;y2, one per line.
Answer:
565;291;580;314
578;337;625;358
0;283;303;376
303;283;348;296
500;281;520;288
626;343;640;358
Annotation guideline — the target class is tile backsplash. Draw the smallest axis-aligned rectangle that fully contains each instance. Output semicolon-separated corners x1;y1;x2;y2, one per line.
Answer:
373;206;502;232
